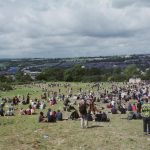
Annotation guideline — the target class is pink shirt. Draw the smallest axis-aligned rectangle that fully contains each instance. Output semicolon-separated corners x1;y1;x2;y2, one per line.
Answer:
132;105;137;112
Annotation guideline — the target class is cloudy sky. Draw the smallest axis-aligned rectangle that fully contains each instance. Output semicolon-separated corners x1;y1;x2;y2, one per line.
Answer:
0;0;150;58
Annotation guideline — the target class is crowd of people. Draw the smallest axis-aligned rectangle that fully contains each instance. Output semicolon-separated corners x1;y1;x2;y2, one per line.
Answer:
0;81;150;135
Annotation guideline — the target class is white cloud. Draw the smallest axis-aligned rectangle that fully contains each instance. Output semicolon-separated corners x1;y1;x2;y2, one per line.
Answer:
0;0;150;58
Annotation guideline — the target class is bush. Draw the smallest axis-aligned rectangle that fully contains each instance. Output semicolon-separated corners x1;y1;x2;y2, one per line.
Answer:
0;83;13;91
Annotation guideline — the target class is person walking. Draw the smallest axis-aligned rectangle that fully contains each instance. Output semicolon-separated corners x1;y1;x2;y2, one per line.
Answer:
141;98;150;135
79;99;88;128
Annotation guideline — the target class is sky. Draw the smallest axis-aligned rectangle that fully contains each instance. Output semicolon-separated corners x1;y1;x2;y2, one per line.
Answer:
0;0;150;58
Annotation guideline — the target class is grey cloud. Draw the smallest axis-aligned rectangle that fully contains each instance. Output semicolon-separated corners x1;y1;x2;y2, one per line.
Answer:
112;0;150;8
0;0;150;58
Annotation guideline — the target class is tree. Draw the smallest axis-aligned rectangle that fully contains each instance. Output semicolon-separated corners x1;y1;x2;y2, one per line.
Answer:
64;69;73;82
0;83;13;91
142;69;150;80
15;72;32;83
124;64;140;79
36;73;47;81
72;65;85;81
0;75;13;83
113;67;122;75
36;68;64;81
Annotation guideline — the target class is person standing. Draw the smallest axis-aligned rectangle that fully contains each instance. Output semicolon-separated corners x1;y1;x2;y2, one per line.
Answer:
141;98;150;135
137;100;142;113
79;99;88;128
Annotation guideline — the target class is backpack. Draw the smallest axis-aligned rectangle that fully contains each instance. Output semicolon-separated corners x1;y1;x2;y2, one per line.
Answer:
79;103;87;115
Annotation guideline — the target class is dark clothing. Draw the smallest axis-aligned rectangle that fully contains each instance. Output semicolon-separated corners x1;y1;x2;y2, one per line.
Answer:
26;95;30;104
127;103;132;111
47;110;52;122
95;112;108;122
137;102;142;113
143;117;150;134
64;98;70;106
87;112;93;121
95;113;102;122
0;109;4;116
70;111;79;120
111;107;117;114
120;107;126;114
56;112;62;121
79;102;87;115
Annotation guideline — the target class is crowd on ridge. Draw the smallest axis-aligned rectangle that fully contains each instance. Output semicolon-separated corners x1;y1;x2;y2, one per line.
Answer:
0;81;150;135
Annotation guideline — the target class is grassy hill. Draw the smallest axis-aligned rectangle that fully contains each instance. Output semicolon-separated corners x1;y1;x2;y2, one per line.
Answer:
0;82;150;150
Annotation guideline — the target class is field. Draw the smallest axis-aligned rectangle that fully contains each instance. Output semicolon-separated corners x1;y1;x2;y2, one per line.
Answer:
0;82;150;150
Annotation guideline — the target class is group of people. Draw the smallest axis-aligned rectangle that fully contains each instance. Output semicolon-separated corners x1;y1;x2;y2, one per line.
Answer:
78;98;110;128
0;81;150;135
0;103;15;116
39;109;63;123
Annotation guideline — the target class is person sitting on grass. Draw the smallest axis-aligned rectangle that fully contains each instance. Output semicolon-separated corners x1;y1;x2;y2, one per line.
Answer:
0;107;4;116
111;106;117;114
19;108;26;115
64;97;70;106
5;105;15;116
31;106;35;115
39;112;47;123
47;108;56;122
131;103;137;112
95;111;110;122
95;111;103;122
50;97;57;105
13;96;19;105
127;102;132;111
70;109;80;120
56;110;63;121
101;112;109;122
40;101;46;110
51;111;56;122
25;105;32;115
47;108;52;122
36;101;41;109
119;104;126;114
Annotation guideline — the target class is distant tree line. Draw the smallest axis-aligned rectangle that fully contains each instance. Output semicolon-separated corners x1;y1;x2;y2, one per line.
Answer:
0;72;33;91
0;64;150;91
36;64;150;82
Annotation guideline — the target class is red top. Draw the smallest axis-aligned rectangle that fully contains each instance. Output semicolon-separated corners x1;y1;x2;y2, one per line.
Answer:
132;105;137;112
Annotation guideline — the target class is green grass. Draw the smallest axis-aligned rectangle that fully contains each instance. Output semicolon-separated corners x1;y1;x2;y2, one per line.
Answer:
0;82;150;150
0;114;149;150
0;86;42;99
